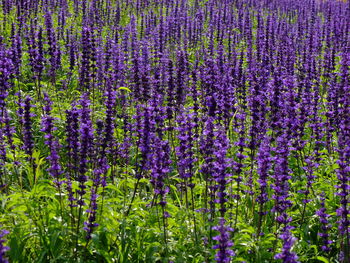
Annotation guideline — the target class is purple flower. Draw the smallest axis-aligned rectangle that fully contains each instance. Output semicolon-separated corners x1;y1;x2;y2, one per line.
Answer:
274;228;299;263
0;43;14;111
65;105;80;207
76;94;94;206
45;11;61;79
41;93;63;187
79;26;96;91
212;127;231;217
256;135;271;206
0;229;9;263
84;188;99;240
271;130;298;261
176;109;197;181
134;104;155;179
316;193;332;253
3;110;15;152
256;135;271;235
26;24;44;80
102;85;116;156
149;135;171;208
212;218;234;263
22;96;35;159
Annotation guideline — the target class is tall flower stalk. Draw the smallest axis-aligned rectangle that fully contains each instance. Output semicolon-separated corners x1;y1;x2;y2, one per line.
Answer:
212;127;234;263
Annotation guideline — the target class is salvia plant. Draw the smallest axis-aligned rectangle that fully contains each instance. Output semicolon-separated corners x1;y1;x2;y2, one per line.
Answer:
0;0;349;262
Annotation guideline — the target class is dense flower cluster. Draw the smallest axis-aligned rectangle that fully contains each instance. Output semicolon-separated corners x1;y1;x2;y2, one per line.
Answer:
0;229;9;263
316;194;333;253
0;0;348;262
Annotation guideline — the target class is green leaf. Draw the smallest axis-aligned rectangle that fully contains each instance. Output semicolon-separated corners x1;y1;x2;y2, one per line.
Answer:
315;256;329;263
118;87;132;92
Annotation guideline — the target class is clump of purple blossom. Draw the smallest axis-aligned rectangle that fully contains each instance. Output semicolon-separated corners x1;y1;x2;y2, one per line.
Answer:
0;229;9;263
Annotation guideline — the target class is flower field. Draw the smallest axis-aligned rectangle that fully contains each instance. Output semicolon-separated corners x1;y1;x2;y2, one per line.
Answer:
0;0;349;262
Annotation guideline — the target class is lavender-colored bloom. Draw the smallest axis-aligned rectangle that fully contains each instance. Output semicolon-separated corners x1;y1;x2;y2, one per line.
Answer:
200;116;216;215
256;134;271;235
0;1;349;261
300;157;317;204
316;194;332;253
200;116;216;177
26;24;44;80
111;42;126;88
232;108;247;198
76;94;94;206
65;105;80;207
84;187;99;240
10;24;22;78
165;59;176;121
175;50;188;106
41;93;63;187
271;132;293;225
134;104;155;179
256;135;271;206
3;111;15;152
79;26;95;91
189;69;200;140
176;109;197;181
102;85;116;156
138;41;152;102
22;96;35;159
208;123;234;262
212;218;234;263
335;51;350;261
45;11;61;79
274;227;299;263
0;229;9;263
150;95;167;140
67;27;76;72
212;127;231;217
0;124;6;185
94;119;104;156
149;135;171;208
271;131;298;261
16;92;24;128
0;44;14;111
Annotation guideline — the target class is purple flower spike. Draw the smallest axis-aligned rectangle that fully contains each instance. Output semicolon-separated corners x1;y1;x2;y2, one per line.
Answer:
212;218;234;263
41;93;63;187
0;228;9;263
274;228;299;263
